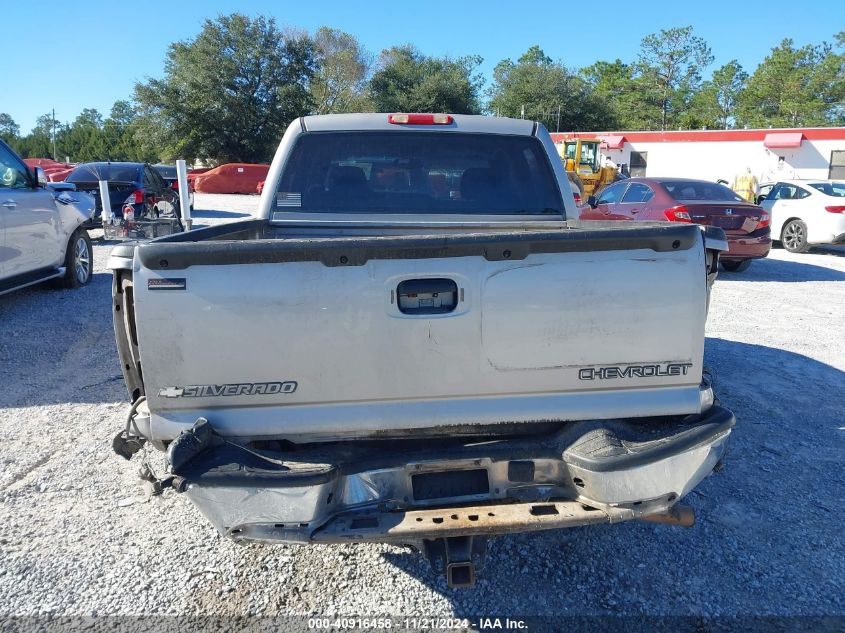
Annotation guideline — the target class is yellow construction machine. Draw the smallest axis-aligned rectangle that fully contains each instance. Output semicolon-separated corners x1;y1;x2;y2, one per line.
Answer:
558;138;618;197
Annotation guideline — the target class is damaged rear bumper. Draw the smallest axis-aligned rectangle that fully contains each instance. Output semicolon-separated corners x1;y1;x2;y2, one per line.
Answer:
722;227;772;260
168;405;733;544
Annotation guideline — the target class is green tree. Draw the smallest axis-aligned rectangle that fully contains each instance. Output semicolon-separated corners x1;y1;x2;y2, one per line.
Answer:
102;101;133;160
580;59;658;129
311;27;372;113
823;31;845;123
134;13;316;163
368;45;483;114
738;37;845;127
99;100;159;162
27;113;57;138
637;26;714;130
0;113;20;145
686;61;748;129
15;113;59;158
489;46;615;132
109;100;137;126
61;109;108;162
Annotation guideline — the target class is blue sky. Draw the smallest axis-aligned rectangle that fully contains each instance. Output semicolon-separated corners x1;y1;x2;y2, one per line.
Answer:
2;0;841;133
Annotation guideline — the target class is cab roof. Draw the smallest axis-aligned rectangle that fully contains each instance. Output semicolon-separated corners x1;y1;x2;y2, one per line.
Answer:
301;113;537;136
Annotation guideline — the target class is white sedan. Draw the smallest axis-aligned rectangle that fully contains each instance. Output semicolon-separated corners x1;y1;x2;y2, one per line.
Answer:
759;180;845;253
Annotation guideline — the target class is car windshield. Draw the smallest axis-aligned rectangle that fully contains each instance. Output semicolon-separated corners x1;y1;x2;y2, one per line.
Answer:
809;182;845;197
273;131;563;215
67;164;141;183
661;180;744;202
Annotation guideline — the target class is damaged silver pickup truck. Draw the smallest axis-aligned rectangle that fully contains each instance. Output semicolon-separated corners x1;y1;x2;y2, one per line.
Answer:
110;113;733;588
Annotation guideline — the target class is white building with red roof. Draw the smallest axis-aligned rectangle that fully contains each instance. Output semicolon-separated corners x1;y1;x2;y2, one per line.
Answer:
550;128;845;184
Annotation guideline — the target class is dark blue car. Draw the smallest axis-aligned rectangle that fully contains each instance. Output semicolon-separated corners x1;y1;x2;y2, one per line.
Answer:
65;162;182;226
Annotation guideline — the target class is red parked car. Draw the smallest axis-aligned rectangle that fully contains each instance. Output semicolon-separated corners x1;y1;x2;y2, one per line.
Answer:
192;163;270;194
45;167;74;182
23;158;74;181
581;177;771;271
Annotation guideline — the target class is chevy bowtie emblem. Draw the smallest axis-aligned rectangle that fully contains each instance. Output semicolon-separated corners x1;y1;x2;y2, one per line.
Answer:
158;386;185;398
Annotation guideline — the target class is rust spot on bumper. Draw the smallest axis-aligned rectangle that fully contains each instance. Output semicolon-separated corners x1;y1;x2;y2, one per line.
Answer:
639;504;695;527
311;501;635;543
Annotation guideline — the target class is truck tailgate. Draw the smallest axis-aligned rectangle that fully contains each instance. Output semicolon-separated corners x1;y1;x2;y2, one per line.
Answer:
125;224;711;441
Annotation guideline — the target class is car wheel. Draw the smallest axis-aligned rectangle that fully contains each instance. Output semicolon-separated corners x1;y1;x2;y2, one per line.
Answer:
721;259;752;272
781;219;810;253
60;228;93;289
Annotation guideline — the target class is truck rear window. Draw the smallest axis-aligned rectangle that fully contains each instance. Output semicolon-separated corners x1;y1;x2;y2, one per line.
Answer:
273;132;563;215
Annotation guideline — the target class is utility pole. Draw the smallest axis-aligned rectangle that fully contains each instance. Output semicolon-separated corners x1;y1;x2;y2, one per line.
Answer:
556;105;561;132
520;105;525;119
51;108;57;160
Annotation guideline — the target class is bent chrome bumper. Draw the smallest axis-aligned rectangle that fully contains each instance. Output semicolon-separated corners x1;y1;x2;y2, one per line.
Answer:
170;406;733;544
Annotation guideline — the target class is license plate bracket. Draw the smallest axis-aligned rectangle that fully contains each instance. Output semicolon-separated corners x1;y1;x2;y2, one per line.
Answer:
411;469;489;501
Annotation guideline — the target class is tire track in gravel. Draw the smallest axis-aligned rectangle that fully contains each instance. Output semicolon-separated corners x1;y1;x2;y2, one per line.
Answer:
0;451;58;491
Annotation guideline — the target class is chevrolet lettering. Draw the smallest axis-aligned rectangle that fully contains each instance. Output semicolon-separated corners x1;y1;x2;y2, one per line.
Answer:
579;363;693;380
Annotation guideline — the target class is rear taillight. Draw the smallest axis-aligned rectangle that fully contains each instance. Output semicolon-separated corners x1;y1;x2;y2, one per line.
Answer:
171;181;179;190
133;189;144;204
573;192;582;205
663;205;692;223
825;206;845;213
758;211;771;228
388;113;453;125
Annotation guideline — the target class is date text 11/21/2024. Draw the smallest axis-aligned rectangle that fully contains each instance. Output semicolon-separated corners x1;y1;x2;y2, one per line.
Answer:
306;617;528;630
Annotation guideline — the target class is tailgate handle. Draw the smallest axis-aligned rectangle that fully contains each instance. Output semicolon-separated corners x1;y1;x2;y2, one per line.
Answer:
396;278;458;315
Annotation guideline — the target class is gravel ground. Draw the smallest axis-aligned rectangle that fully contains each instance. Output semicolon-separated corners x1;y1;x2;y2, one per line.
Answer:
0;193;843;620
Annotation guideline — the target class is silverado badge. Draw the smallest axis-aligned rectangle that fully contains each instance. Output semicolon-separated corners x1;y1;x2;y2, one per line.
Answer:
158;381;298;397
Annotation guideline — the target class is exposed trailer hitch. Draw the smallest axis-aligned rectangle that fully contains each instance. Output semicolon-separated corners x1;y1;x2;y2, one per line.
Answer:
423;536;488;589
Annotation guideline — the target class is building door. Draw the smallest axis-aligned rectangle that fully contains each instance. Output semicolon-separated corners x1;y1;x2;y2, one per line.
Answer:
829;151;845;180
630;151;648;177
